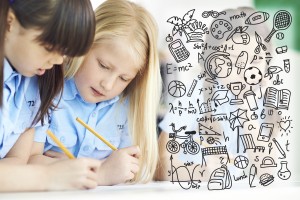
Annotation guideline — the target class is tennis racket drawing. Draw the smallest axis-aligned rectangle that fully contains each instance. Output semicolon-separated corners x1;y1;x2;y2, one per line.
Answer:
265;10;292;42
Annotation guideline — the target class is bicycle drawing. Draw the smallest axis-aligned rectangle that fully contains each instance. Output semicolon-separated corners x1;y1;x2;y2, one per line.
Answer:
166;123;200;155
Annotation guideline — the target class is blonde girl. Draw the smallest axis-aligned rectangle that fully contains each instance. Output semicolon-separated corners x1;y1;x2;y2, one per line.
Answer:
31;0;162;184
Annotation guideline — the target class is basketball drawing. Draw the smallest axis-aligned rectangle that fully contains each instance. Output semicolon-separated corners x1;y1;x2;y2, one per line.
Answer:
234;155;249;169
244;67;262;85
168;80;186;98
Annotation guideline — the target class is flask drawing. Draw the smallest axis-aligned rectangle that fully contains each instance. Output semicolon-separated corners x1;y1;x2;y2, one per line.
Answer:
278;161;291;180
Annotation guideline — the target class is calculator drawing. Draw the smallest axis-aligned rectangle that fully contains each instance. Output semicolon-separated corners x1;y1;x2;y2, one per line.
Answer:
168;39;190;63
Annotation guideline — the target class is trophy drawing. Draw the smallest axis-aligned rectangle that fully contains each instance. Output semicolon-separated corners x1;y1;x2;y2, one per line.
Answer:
227;82;246;105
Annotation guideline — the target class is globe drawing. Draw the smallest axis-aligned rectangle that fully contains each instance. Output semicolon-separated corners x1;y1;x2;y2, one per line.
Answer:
210;56;232;78
168;80;186;98
205;51;232;84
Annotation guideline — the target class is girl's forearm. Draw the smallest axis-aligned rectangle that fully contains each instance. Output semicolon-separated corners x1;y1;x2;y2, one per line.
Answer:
28;154;59;165
0;164;48;192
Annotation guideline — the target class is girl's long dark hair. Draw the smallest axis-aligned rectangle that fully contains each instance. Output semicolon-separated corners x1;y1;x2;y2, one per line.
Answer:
0;0;9;107
2;0;95;125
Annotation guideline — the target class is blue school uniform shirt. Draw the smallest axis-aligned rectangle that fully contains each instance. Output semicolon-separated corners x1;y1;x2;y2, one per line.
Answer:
34;78;132;159
0;59;40;158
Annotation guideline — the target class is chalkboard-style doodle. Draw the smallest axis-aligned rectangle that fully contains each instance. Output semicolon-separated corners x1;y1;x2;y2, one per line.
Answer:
187;79;197;97
168;80;186;98
235;51;248;74
166;123;186;154
167;123;200;155
167;131;200;155
263;87;291;110
234;155;249;169
257;86;263;99
283;59;290;73
265;52;273;66
204;50;232;84
168;39;190;63
254;31;267;54
229;108;249;153
272;138;286;159
207;165;232;190
248;124;257;131
250;54;264;65
260;108;266;119
199;123;221;135
167;9;195;37
268;142;273;154
198;52;205;62
275;45;288;54
259;173;274;186
206;136;221;145
278;161;291;180
260;156;277;168
273;74;283;85
226;26;250;45
245;11;270;25
244;67;262;85
197;99;216;114
258;123;274;142
276;32;284;40
249;164;257;188
201;146;230;167
286;140;290;152
240;134;265;153
166;34;173;42
184;21;208;42
243;88;258;111
211;90;229;107
265;10;292;43
202;10;226;18
167;9;207;43
251;112;258;120
169;155;202;190
210;19;233;40
264;66;283;79
278;116;292;134
229;108;249;130
227;82;246;105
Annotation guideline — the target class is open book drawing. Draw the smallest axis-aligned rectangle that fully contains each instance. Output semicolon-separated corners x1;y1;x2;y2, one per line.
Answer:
263;87;291;110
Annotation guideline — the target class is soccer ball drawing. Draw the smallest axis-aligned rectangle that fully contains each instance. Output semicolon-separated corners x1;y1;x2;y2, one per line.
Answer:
244;66;262;85
168;80;186;98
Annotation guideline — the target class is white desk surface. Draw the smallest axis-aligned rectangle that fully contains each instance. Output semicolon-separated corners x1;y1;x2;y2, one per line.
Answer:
1;181;299;200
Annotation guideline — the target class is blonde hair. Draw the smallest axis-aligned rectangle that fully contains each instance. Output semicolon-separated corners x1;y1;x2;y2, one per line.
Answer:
66;0;162;183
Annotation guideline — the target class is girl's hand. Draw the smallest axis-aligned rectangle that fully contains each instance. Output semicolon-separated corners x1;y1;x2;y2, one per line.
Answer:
45;158;100;190
97;146;141;185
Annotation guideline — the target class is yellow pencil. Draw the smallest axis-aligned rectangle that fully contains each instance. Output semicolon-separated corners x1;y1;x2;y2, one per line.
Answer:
76;117;118;151
46;130;75;159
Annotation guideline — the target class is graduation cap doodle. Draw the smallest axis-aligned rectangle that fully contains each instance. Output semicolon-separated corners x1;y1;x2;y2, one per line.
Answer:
211;90;229;107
